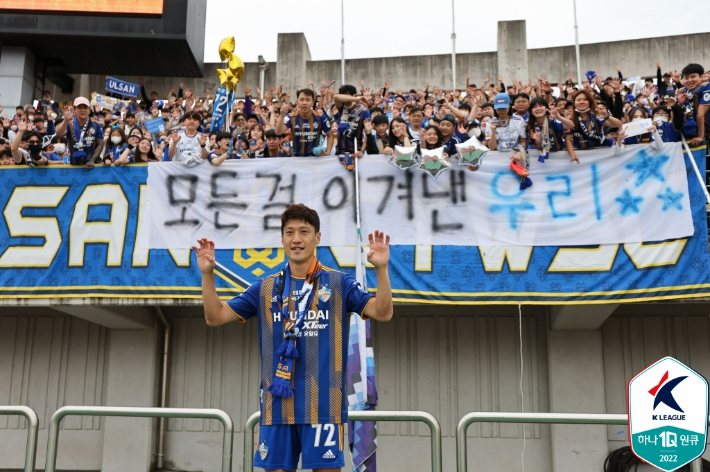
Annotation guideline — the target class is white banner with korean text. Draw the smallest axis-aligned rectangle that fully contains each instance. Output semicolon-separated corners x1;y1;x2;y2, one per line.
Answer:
140;143;693;249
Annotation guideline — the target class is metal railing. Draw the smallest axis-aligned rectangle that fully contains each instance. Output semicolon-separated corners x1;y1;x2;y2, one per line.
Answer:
244;410;442;472
45;406;234;472
456;412;705;472
0;406;39;472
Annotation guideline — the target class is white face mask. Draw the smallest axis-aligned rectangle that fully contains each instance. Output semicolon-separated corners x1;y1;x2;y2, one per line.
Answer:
53;143;66;154
654;116;668;124
632;117;644;122
469;127;482;138
11;125;17;131
111;136;122;145
50;112;57;120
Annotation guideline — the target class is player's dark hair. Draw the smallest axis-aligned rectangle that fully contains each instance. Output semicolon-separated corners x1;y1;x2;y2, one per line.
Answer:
215;131;232;143
281;204;320;234
372;114;389;126
682;63;704;77
409;106;424;116
338;84;357;96
183;111;202;122
22;131;41;142
297;88;315;100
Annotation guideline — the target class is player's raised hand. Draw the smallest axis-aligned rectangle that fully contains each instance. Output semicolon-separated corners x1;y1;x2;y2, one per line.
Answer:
192;238;216;274
367;230;390;269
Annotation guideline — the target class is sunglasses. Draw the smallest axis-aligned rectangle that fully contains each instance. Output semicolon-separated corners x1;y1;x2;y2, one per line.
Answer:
27;140;40;144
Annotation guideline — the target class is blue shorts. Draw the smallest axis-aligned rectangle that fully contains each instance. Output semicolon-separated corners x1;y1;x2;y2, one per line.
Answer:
254;423;345;470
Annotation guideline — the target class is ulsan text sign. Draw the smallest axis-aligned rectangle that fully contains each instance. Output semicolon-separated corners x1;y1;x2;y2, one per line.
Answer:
628;356;708;471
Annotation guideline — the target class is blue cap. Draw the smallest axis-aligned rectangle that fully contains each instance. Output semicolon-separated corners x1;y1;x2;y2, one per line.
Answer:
493;93;510;109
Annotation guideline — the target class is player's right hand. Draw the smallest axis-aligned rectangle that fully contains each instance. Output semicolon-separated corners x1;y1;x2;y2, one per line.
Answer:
192;238;216;274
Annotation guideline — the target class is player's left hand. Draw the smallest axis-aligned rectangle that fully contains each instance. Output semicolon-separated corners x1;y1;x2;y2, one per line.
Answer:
367;230;390;269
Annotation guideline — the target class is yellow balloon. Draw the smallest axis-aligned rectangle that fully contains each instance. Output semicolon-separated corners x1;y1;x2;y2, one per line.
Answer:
216;69;233;86
228;53;244;81
231;76;241;90
218;37;235;61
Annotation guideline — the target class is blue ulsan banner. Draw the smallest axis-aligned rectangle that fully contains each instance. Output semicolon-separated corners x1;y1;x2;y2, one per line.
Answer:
105;77;140;98
0;148;708;304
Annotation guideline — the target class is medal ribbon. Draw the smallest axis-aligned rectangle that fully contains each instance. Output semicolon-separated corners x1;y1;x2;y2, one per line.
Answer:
70;116;92;164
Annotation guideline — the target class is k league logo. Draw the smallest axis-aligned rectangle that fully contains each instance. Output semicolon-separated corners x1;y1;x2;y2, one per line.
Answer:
628;356;709;472
649;371;687;415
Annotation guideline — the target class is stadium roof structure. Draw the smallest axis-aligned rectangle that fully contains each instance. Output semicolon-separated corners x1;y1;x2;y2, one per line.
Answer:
0;0;206;91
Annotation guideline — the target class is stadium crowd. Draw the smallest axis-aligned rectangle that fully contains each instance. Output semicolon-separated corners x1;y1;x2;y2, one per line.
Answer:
0;62;708;178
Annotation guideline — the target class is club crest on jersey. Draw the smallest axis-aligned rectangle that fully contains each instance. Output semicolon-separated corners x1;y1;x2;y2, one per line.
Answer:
259;441;268;460
318;285;332;302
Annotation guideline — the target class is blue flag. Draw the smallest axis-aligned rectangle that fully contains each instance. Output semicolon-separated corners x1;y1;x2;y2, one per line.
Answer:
210;86;229;132
106;77;140;98
144;118;165;135
347;235;378;472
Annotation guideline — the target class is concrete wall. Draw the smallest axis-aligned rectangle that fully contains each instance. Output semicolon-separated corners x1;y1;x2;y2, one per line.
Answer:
2;302;710;471
0;47;35;108
34;30;710;106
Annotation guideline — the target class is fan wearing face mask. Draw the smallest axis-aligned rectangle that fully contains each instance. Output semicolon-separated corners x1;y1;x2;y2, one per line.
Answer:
46;136;70;164
616;107;662;151
651;105;682;143
10;117;47;166
102;128;128;165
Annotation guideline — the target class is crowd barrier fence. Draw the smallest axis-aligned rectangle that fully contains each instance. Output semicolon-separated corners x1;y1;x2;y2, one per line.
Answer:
243;410;442;472
45;406;234;472
456;411;705;472
0;406;38;472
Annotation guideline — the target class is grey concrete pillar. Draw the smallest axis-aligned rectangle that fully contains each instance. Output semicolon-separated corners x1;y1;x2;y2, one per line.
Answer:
548;328;608;472
276;33;311;96
0;47;35;108
101;327;159;472
79;74;91;100
497;20;529;85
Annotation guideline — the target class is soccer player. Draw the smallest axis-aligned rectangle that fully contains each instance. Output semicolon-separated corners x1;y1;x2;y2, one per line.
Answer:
276;89;333;157
333;85;371;157
194;204;393;472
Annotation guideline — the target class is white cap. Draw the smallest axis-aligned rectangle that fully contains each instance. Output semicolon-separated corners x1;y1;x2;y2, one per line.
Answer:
73;96;90;107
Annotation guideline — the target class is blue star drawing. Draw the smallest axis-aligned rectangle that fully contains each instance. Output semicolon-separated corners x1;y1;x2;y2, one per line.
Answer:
616;189;643;215
656;187;684;211
624;150;670;187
